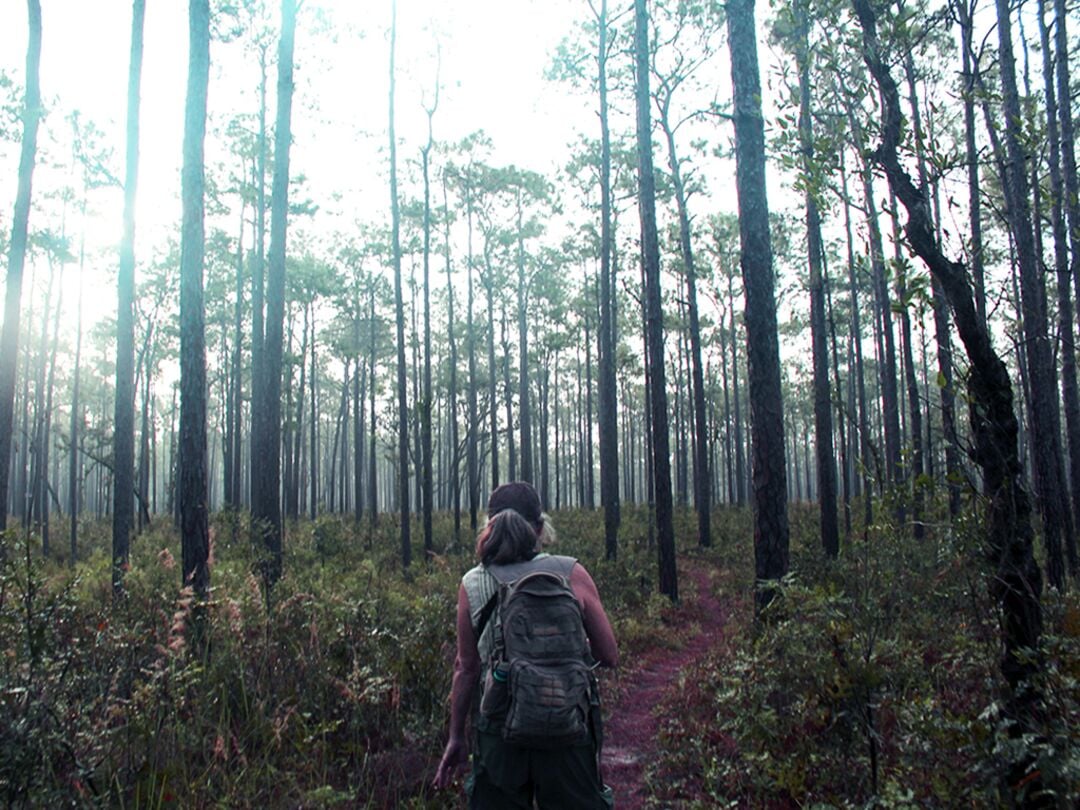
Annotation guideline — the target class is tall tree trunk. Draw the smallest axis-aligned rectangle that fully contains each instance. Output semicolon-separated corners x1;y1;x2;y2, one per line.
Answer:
228;183;245;509
659;102;711;548
389;0;411;568
501;303;517;481
0;0;42;536
179;0;211;600
466;184;479;532
369;286;378;528
954;0;987;325
421;91;437;556
69;220;86;565
1040;0;1080;576
516;192;534;486
853;4;1045;800
728;0;788;609
252;0;296;587
635;0;677;601
485;256;500;490
794;0;837;556
250;45;268;504
994;0;1073;589
112;0;144;589
729;271;747;505
442;174;461;543
597;0;620;555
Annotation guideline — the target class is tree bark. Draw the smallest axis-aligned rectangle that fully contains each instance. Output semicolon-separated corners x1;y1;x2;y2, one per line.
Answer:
0;0;42;537
251;0;296;587
728;0;788;610
635;0;678;602
794;0;838;556
179;0;211;600
993;0;1073;589
596;0;620;556
852;2;1045;799
388;0;411;568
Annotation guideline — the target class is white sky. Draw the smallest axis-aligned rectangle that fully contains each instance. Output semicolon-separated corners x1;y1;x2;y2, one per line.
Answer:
0;0;608;310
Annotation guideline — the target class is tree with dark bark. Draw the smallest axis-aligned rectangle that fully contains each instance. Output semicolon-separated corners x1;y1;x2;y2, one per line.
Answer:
0;0;42;536
112;0;146;595
852;1;1045;801
634;0;678;602
991;0;1073;590
178;0;211;600
727;0;788;609
251;0;297;587
388;0;411;569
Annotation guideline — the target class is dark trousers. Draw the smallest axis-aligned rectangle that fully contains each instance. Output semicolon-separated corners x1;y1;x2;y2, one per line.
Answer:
466;730;613;809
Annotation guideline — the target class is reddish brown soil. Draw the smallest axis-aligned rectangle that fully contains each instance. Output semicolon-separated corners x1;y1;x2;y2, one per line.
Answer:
600;562;731;809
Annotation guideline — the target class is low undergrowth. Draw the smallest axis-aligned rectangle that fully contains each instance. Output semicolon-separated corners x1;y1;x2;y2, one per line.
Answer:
648;499;1080;809
0;505;674;808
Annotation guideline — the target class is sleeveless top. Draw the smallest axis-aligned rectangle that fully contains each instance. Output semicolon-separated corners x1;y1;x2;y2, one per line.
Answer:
461;553;578;664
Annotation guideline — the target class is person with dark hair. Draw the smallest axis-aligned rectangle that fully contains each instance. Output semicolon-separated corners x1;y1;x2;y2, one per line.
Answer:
433;481;618;808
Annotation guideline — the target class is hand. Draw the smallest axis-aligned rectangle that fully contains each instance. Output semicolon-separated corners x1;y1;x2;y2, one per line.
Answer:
433;736;468;789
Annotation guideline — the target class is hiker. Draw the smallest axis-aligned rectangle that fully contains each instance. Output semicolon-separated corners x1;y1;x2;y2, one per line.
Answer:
433;481;618;809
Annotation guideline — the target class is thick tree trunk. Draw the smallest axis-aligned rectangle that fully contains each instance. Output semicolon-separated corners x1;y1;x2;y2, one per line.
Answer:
178;0;211;600
0;0;42;537
728;0;788;610
635;0;677;601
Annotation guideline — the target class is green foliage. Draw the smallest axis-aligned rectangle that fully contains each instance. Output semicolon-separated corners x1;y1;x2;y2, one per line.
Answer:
650;500;1080;808
0;506;667;808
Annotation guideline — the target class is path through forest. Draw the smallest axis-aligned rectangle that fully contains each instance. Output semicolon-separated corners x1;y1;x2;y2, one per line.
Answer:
600;560;733;809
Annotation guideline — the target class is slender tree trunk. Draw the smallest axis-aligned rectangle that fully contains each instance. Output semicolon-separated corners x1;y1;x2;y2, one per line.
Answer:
252;0;296;587
794;1;837;556
369;286;378;529
112;0;144;589
250;45;268;507
389;0;411;567
516;193;534;486
1039;0;1080;576
485;257;500;490
0;0;42;536
635;0;677;601
659;106;710;548
596;0;620;554
69;219;85;565
728;0;788;609
994;0;1073;589
442;175;461;543
466;185;479;532
179;0;211;600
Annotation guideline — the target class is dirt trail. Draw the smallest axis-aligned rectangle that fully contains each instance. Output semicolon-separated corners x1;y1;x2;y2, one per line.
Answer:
599;562;730;809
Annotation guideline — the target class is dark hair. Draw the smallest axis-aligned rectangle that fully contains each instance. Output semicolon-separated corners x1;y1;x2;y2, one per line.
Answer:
476;509;540;566
487;481;543;530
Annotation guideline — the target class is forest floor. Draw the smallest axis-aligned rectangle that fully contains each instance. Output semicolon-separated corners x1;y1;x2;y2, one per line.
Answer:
600;557;737;809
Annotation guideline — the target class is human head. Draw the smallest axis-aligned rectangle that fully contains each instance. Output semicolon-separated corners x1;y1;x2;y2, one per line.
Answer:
476;509;540;566
476;481;548;565
487;481;543;530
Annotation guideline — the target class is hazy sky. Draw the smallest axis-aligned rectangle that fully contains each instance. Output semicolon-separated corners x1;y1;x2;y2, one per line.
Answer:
0;0;623;343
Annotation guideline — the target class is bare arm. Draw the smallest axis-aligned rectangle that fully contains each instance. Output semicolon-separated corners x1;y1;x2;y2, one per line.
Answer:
571;563;619;668
433;584;480;789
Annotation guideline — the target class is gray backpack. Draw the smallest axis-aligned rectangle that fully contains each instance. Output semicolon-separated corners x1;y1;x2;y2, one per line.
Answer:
477;555;594;748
